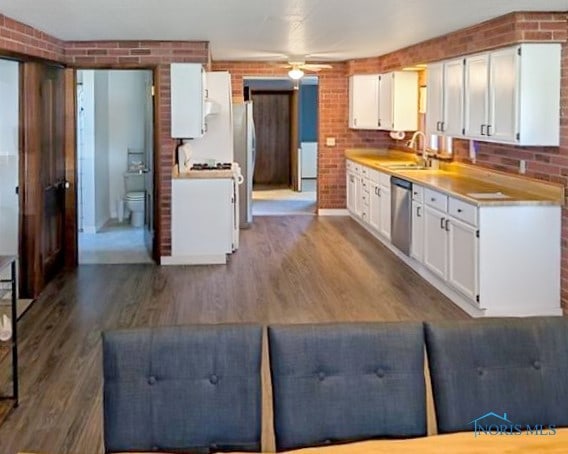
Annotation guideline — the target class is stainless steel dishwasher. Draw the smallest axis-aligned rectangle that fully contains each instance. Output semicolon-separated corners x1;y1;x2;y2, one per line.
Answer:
391;176;412;255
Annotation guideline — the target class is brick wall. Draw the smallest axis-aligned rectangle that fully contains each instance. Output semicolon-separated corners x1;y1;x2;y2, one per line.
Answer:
211;61;391;209
65;41;209;257
0;13;64;61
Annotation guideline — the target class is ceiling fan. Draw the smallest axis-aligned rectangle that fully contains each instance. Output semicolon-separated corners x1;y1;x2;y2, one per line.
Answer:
276;58;333;80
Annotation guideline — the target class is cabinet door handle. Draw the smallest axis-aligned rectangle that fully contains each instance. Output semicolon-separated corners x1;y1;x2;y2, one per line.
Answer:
350;175;354;183
354;118;357;126
436;121;441;131
487;124;492;136
378;119;382;127
480;124;486;136
417;206;422;217
457;208;462;213
445;219;450;231
440;121;445;132
378;187;381;197
440;217;445;229
375;186;379;196
431;197;436;202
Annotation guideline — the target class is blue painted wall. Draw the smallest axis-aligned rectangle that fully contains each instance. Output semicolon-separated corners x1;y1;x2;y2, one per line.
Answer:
299;84;318;142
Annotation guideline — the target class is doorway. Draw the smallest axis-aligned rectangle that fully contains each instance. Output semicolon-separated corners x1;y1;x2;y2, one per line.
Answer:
245;77;318;216
0;59;33;316
76;69;154;264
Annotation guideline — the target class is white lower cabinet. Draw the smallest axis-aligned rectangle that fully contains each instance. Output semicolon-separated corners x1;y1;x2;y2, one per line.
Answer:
346;171;357;214
423;198;479;303
448;217;479;301
410;201;424;261
423;206;449;280
369;182;381;232
345;159;561;317
170;178;234;264
378;184;391;240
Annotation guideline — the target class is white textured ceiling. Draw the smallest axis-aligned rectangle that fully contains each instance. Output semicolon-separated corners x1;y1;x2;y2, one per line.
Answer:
0;0;567;61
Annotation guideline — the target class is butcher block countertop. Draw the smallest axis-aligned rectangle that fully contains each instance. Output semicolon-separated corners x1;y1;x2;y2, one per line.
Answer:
346;149;564;207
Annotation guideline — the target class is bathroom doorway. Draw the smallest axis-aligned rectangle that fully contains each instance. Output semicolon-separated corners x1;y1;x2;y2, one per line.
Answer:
76;69;154;264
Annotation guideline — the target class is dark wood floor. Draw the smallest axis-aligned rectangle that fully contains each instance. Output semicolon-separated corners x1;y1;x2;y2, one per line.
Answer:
0;216;468;454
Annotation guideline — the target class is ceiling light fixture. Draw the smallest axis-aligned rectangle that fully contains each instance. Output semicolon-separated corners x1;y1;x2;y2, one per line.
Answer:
288;67;304;80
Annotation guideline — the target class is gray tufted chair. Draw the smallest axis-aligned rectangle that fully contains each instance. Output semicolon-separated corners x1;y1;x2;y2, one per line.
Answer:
102;324;263;453
425;317;568;434
268;322;427;451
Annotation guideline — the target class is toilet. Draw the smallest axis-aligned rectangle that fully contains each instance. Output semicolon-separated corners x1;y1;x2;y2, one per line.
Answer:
124;173;145;227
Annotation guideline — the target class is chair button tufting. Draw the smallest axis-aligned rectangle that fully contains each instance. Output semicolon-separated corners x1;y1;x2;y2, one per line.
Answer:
148;376;157;385
533;360;542;370
318;371;326;381
376;369;385;378
477;367;484;376
210;374;219;385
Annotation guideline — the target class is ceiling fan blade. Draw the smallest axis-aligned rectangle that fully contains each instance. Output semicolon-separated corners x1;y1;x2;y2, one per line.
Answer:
301;63;333;71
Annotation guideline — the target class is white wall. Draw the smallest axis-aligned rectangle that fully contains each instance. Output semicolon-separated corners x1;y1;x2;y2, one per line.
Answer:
0;59;19;256
108;70;146;217
78;70;97;233
94;71;110;230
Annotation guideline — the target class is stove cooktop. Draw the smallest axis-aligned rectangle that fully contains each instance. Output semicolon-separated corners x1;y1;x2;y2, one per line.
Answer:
190;162;232;171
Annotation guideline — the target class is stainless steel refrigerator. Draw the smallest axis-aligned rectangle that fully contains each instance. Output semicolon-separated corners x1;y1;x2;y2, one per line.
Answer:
233;102;256;228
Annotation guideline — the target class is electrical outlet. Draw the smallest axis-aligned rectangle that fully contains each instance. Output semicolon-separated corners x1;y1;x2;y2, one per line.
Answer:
519;160;527;174
326;137;336;147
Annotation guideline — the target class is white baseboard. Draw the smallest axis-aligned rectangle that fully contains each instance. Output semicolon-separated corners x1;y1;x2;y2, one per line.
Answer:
318;209;349;216
161;255;227;265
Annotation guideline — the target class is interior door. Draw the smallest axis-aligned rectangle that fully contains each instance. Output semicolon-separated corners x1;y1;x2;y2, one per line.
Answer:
40;66;66;284
21;62;67;297
251;91;291;186
143;70;155;258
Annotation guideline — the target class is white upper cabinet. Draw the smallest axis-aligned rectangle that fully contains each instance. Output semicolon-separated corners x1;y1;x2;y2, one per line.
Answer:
350;71;418;131
464;43;561;146
171;63;207;138
349;75;379;129
443;59;465;137
488;47;517;142
377;73;393;130
426;59;464;137
379;71;418;131
425;63;444;135
464;53;490;140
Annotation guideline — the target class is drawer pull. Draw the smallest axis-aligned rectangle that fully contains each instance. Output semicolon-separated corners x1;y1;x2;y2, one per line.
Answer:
440;217;445;229
431;197;436;202
457;208;463;213
445;219;450;231
417;206;422;217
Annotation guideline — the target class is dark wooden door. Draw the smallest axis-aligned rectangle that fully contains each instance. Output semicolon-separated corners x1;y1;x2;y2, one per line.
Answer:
21;63;67;297
251;91;291;185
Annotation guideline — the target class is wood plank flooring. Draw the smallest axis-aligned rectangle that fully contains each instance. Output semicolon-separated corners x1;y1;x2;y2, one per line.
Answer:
0;216;468;454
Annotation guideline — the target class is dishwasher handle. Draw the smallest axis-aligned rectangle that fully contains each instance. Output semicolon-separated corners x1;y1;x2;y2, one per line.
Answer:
391;176;412;190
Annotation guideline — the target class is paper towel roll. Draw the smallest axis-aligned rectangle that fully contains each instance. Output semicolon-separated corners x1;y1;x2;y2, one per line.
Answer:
0;314;12;342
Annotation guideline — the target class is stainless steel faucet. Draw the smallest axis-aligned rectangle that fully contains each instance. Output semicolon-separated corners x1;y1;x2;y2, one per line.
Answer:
407;131;431;167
